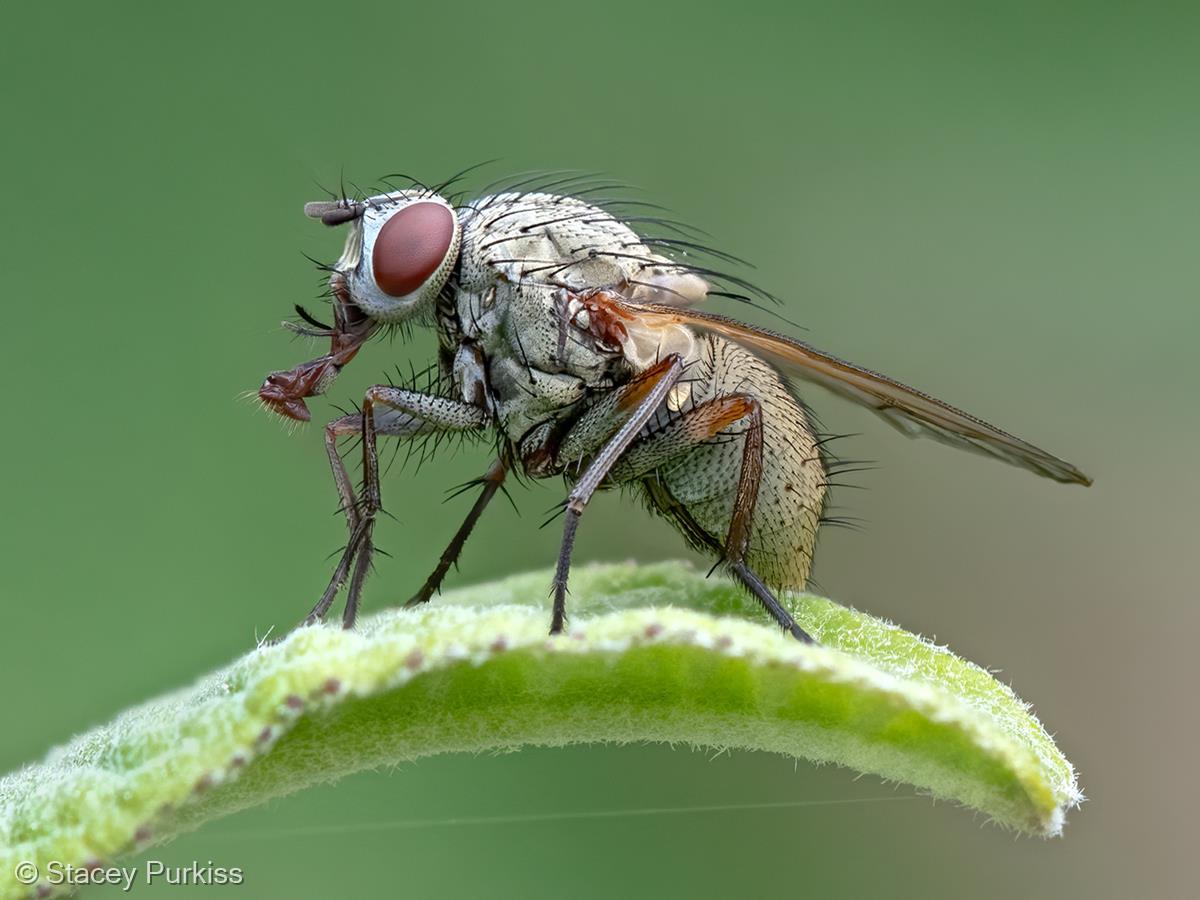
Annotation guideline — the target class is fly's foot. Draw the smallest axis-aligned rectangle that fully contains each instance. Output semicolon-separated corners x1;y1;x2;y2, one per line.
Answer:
548;578;569;635
788;621;816;644
404;577;438;609
295;508;378;632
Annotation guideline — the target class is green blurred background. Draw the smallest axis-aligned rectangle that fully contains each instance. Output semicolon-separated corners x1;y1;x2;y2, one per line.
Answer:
1;2;1195;897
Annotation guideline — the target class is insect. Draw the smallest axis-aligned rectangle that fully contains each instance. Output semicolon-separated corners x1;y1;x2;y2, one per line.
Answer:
257;170;1091;642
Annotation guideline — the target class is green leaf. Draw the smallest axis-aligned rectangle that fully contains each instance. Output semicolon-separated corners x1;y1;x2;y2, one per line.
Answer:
0;562;1080;899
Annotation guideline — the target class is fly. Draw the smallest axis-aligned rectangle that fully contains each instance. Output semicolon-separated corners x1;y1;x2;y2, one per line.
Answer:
256;172;1091;643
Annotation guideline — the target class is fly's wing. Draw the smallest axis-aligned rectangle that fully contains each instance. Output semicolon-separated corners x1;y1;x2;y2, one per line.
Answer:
615;299;1092;486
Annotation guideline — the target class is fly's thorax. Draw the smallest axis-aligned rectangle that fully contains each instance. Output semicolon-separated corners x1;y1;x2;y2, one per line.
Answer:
464;277;628;388
485;284;620;443
457;192;640;287
490;358;589;445
458;193;708;305
447;190;724;451
456;191;716;387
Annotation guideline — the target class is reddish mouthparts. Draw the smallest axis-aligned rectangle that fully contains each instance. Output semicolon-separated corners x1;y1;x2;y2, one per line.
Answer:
258;375;313;421
257;356;344;422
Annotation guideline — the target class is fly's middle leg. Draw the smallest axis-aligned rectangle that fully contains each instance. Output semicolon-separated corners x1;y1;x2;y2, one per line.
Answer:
405;456;509;608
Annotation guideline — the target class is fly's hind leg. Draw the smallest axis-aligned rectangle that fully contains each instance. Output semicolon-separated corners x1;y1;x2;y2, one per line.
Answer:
728;561;813;643
302;389;488;630
606;393;814;643
718;397;815;643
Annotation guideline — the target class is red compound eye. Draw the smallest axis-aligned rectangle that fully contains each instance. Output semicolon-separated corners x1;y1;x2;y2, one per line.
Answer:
371;202;455;297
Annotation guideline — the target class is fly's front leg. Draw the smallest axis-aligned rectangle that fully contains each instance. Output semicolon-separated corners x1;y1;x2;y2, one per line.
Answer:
301;408;434;626
300;407;426;626
303;390;489;630
549;355;685;634
298;412;371;626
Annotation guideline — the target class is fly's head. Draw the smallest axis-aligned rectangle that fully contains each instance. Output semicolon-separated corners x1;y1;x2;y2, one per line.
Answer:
257;190;461;422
